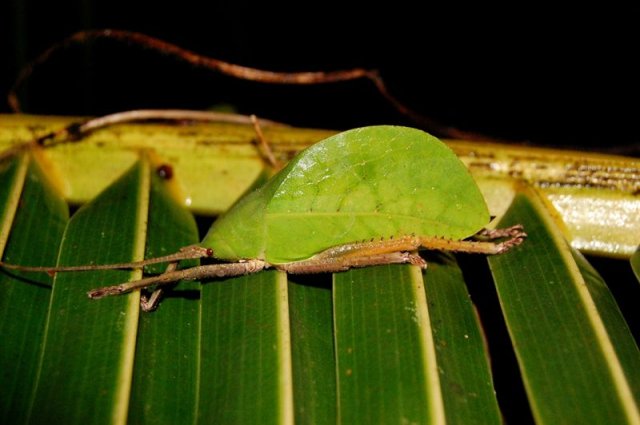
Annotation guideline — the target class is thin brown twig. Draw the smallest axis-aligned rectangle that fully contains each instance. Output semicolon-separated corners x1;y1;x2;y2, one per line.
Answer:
77;109;284;132
0;109;285;162
8;29;495;141
250;114;279;168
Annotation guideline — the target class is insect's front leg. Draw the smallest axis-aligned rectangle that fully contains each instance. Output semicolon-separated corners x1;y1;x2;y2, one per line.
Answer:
277;251;425;274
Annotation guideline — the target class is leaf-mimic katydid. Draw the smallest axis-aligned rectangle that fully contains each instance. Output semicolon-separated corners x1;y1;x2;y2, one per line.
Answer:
1;126;525;309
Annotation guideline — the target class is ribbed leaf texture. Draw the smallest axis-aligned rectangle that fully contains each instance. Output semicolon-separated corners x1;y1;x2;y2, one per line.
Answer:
0;146;637;425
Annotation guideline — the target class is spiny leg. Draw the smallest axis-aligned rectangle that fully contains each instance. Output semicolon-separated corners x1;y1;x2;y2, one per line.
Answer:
290;225;527;270
87;227;526;301
417;228;526;254
278;251;425;274
476;224;526;240
88;260;267;299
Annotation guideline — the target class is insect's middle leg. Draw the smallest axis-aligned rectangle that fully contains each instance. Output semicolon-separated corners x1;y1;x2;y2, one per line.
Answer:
139;262;178;312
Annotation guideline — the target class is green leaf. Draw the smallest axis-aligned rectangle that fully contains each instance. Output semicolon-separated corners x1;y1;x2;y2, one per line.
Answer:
0;154;28;249
0;154;68;424
488;191;640;424
333;265;441;424
1;118;638;424
631;247;639;283
570;249;640;401
127;168;201;424
0;115;334;215
288;276;336;425
332;259;501;425
4;115;638;258
27;161;149;425
422;253;502;424
198;270;293;424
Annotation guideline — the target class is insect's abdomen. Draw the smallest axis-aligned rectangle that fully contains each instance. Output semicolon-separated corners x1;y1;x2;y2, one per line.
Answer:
262;126;489;263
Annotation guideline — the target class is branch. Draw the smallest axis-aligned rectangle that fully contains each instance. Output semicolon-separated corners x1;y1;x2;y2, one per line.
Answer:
9;29;494;141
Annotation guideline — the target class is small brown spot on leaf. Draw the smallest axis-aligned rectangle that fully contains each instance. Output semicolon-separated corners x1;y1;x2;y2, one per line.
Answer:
156;164;174;179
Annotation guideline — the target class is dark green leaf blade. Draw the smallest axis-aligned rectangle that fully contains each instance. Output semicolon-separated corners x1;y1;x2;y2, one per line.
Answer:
27;161;149;425
488;192;640;424
127;169;201;424
631;247;639;283
571;249;640;403
288;276;336;425
198;270;293;425
0;155;68;424
0;154;28;245
333;265;438;425
422;253;502;425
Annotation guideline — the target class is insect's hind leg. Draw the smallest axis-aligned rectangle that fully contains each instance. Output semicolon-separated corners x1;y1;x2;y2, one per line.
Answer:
417;225;526;254
284;224;527;273
475;224;526;241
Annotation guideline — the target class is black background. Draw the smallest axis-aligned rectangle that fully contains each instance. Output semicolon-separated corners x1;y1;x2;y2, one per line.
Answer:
2;2;638;154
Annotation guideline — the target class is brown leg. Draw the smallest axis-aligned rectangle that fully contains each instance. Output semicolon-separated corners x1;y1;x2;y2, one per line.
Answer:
476;224;526;240
418;235;525;254
139;262;178;312
88;260;267;300
140;289;166;312
87;227;526;302
282;225;527;271
277;251;425;274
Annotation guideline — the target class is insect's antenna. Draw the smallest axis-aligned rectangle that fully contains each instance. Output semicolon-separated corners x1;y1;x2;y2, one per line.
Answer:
250;114;280;169
0;245;213;274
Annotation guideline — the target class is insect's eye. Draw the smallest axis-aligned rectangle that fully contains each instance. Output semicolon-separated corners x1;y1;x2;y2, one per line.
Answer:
206;248;214;257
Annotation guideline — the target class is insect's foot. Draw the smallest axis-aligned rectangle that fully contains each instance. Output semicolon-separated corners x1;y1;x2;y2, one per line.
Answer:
495;232;527;254
478;224;526;240
140;295;154;312
505;224;527;238
406;253;427;269
140;289;163;312
87;284;127;299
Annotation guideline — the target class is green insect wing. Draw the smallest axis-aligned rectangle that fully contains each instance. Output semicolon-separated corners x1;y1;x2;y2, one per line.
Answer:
202;126;490;264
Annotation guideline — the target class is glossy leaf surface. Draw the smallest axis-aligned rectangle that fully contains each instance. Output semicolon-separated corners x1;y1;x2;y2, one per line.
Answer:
0;155;68;424
488;192;640;424
27;161;148;424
